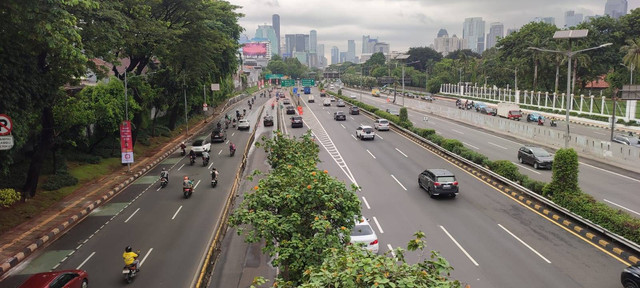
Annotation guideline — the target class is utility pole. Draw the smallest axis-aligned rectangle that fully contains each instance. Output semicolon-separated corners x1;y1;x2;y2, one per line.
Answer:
184;76;188;136
124;70;130;172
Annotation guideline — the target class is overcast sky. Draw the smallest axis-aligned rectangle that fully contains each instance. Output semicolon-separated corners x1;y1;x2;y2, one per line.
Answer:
229;0;640;60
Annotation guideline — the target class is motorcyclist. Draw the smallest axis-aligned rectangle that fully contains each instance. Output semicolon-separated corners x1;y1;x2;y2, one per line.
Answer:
243;109;246;116
123;246;140;272
180;142;186;154
211;167;219;180
217;121;222;130
538;116;544;125
229;141;236;153
189;150;196;162
160;168;169;182
202;150;210;164
271;102;275;109
183;176;194;190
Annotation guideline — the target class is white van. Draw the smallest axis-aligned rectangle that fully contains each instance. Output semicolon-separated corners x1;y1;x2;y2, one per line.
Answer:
308;95;315;103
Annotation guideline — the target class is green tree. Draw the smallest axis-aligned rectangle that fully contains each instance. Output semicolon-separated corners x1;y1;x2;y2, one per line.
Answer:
543;148;580;197
366;52;387;68
230;133;361;284
299;231;460;288
406;47;443;71
621;38;640;75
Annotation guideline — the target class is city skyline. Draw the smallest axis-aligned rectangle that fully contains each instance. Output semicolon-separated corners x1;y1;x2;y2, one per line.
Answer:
233;0;639;62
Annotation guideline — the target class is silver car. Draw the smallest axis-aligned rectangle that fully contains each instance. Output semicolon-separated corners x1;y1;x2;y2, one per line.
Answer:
350;217;379;254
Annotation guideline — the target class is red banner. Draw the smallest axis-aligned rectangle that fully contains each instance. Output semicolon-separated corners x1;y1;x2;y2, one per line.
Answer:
120;121;134;163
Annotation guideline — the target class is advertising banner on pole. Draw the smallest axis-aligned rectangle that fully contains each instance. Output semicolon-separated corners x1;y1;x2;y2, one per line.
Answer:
120;121;134;164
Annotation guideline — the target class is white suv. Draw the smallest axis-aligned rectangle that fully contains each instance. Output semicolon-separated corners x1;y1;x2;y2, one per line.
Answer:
350;217;379;254
356;125;375;140
374;119;389;131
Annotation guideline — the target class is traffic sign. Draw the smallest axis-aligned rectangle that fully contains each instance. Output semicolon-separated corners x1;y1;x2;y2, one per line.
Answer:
281;79;295;87
266;74;284;80
0;135;14;150
0;114;13;136
293;87;298;94
203;103;208;111
301;79;315;87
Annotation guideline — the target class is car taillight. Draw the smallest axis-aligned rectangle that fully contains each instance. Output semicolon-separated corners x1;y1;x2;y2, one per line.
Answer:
370;239;378;245
433;182;440;186
453;181;458;186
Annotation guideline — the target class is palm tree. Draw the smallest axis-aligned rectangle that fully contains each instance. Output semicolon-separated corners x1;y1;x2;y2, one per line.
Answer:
571;53;591;94
528;36;548;91
621;38;640;83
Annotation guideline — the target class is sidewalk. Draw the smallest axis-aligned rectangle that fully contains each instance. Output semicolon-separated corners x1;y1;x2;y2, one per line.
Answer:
0;99;235;278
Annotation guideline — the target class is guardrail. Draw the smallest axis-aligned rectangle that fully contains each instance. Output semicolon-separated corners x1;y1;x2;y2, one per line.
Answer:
195;95;266;287
351;101;640;265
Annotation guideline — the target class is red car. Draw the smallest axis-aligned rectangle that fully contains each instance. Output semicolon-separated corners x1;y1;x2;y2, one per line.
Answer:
19;270;88;288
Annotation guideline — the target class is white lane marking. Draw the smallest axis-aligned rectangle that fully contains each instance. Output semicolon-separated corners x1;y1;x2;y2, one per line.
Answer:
390;175;407;191
140;248;153;267
387;244;396;257
171;206;183;220
463;142;480;150
488;142;508;150
208;162;214;169
231;132;235;137
76;252;95;269
604;199;640;216
376;134;384;140
350;116;355;120
351;134;357;140
177;164;185;171
225;140;229;144
373;217;384;233
498;224;551;263
593;132;606;135
124;208;140;223
218;150;222;155
513;162;542;175
367;149;377;159
341;124;346;129
362;197;371;209
579;162;640;183
440;225;479;266
156;187;161;191
395;148;408;157
193;180;201;189
452;129;464;134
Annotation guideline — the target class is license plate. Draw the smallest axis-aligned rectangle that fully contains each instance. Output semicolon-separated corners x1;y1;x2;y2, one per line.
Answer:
122;269;131;274
443;185;451;189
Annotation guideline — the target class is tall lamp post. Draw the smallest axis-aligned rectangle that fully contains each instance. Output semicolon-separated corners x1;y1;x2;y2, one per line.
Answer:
528;30;611;148
401;60;420;106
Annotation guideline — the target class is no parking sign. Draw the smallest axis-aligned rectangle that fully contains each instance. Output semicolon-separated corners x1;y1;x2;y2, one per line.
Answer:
0;114;12;136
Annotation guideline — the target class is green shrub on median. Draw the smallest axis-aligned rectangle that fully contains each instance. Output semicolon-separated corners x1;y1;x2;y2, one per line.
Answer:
0;189;20;208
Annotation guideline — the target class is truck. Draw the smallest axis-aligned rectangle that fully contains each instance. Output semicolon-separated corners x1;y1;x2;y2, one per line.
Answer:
497;103;522;120
371;88;381;97
303;87;311;94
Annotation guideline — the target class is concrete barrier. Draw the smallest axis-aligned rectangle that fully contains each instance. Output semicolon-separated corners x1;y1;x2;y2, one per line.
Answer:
421;104;640;172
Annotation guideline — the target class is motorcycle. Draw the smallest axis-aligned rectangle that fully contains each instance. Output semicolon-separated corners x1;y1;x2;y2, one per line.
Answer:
183;187;193;198
550;119;557;127
189;155;196;165
466;103;473;110
160;177;168;188
180;145;186;156
211;178;218;188
202;156;210;166
122;253;140;284
230;146;236;157
538;119;544;126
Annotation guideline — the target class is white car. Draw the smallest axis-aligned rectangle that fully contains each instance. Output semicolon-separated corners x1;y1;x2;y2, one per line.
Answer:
337;100;346;107
356;125;375;140
237;119;250;130
374;119;390;131
191;138;211;154
323;98;331;106
350;217;379;254
349;94;357;99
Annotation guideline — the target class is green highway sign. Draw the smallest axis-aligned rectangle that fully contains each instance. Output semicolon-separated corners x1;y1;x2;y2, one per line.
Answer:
266;74;284;80
301;79;315;87
280;79;295;87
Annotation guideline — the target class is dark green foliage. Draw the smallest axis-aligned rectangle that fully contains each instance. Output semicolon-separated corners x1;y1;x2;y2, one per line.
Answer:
546;149;580;196
426;133;445;145
488;160;524;183
458;147;491;166
441;139;464;152
65;153;101;164
41;172;78;191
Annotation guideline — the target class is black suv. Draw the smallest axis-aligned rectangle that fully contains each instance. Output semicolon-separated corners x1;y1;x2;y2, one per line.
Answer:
286;105;296;115
263;115;274;127
334;111;346;121
291;116;303;128
418;169;459;198
349;106;360;115
517;146;553;169
210;128;227;143
622;264;640;288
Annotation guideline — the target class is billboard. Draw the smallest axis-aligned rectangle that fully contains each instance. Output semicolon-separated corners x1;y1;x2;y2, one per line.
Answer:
243;43;267;57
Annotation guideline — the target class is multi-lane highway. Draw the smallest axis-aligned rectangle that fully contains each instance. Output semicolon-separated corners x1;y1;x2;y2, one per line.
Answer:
277;87;629;287
336;87;640;219
0;92;271;287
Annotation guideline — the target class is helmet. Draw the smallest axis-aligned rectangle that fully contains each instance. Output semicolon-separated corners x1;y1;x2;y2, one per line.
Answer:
162;168;166;171
184;176;188;180
125;246;132;253
212;167;216;170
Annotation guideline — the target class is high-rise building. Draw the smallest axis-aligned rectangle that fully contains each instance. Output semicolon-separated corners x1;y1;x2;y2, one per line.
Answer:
331;46;340;64
605;0;627;19
533;17;556;25
506;28;518;36
362;35;378;54
272;14;280;55
340;52;348;63
372;42;390;55
486;22;504;50
310;30;317;53
317;44;325;67
463;17;486;53
347;40;356;63
434;33;467;56
255;25;278;56
284;34;309;56
564;11;584;28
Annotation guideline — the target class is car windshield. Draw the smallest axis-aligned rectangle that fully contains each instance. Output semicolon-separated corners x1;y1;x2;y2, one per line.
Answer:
363;128;373;133
192;140;204;146
531;147;551;157
351;224;374;236
510;111;522;116
379;120;388;124
437;176;456;183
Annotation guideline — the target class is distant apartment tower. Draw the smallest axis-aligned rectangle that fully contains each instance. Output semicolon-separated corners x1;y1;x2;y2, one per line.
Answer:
347;40;356;62
317;44;326;67
284;34;309;56
534;17;556;26
605;0;627;19
309;30;317;53
362;35;378;54
372;42;390;55
433;29;467;56
331;46;339;64
272;14;280;55
486;22;503;50
564;11;584;27
255;25;278;56
463;17;485;53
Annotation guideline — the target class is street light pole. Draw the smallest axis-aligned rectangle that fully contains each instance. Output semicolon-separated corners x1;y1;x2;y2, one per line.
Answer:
183;76;188;136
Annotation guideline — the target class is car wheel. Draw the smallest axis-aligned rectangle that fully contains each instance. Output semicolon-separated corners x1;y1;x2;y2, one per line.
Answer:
518;157;523;164
81;279;88;288
418;180;423;189
427;186;434;198
371;136;375;140
623;280;639;288
533;162;539;169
